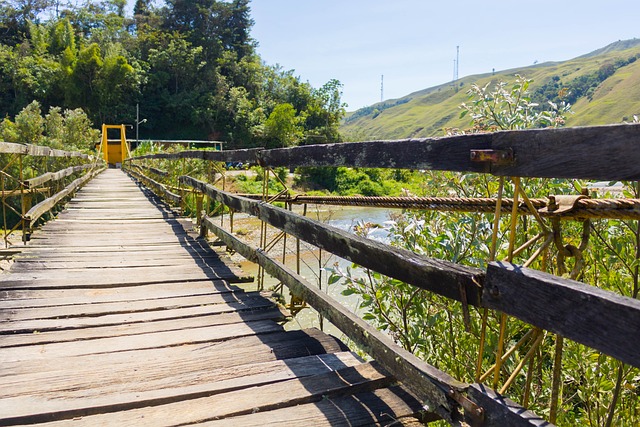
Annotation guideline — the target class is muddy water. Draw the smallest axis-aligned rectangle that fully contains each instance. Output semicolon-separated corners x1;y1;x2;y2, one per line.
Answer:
230;205;402;337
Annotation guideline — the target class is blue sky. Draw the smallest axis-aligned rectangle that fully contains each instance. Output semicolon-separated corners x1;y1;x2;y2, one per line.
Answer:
249;0;639;110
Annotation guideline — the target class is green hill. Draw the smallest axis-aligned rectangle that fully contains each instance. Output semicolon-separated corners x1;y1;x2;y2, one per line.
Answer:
340;39;640;140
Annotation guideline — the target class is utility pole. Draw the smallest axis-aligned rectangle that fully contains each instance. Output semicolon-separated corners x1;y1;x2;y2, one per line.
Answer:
135;104;147;147
380;74;384;103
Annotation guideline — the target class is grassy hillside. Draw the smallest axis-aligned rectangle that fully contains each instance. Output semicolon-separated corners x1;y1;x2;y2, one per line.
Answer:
341;39;640;140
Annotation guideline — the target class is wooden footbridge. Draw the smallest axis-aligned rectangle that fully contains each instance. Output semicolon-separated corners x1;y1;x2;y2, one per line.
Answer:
1;124;640;426
1;169;431;426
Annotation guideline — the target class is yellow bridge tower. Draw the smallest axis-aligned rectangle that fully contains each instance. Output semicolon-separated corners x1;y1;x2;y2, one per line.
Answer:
100;124;130;167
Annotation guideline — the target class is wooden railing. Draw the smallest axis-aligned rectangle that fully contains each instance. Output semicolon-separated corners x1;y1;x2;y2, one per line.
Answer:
124;123;640;426
0;141;104;245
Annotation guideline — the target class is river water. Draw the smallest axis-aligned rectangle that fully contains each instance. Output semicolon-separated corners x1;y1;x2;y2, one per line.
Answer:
232;205;403;336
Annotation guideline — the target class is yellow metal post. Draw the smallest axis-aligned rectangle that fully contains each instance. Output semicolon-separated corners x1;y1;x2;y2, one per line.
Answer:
101;124;130;167
101;124;108;163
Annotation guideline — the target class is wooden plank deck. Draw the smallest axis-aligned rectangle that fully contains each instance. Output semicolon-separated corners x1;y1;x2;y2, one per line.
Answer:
0;169;425;426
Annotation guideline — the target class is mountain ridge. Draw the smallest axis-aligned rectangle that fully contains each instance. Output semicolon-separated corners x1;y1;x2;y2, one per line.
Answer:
341;39;640;140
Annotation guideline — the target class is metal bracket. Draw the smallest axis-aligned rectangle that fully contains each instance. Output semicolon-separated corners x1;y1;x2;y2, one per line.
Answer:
539;194;588;215
448;389;485;425
470;149;515;165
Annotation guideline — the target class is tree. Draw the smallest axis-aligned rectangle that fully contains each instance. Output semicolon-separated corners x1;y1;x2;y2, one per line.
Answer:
304;79;346;143
44;105;64;146
133;0;154;30
164;0;254;61
49;18;76;56
95;46;140;123
67;43;103;113
62;107;99;149
14;99;44;144
264;103;303;148
0;1;54;45
220;0;254;59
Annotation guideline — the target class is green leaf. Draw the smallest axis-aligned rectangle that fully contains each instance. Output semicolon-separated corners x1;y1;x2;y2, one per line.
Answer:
327;274;342;285
341;288;356;296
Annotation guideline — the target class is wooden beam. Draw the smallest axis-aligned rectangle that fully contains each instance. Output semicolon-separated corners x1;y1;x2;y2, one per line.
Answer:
126;168;181;205
484;262;640;368
466;384;552;427
148;166;168;177
25;167;105;224
132;124;640;180
490;124;640;180
258;124;640;180
25;164;92;188
0;142;90;159
201;217;458;422
131;148;261;163
0;142;28;155
181;176;484;306
258;134;492;173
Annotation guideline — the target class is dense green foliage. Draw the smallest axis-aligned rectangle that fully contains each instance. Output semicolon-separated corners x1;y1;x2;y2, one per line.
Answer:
296;166;426;197
533;54;639;106
0;1;346;147
0;100;98;149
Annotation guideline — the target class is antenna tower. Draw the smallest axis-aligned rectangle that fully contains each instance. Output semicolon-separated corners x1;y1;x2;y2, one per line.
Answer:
454;46;459;82
380;74;384;102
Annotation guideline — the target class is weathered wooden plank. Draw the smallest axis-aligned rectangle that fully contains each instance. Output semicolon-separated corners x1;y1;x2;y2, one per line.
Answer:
0;307;285;347
0;281;239;308
0;265;249;289
0;319;282;362
1;350;358;400
0;353;364;425
196;386;425;427
484;261;640;368
466;384;552;427
25;167;105;224
127;168;181;204
1;328;348;377
490;123;640;180
129;124;640;180
25;164;92;188
128;163;169;177
25;236;190;246
0;141;28;154
13;247;218;261
203;218;461;422
27;230;190;239
15;242;212;254
11;255;222;270
46;147;90;159
185;176;484;306
0;141;90;158
258;134;492;173
130;147;261;163
1;291;269;321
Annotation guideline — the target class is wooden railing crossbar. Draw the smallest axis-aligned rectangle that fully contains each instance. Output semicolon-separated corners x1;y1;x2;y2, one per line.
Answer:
25;164;93;188
134;124;640;180
0;141;92;159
